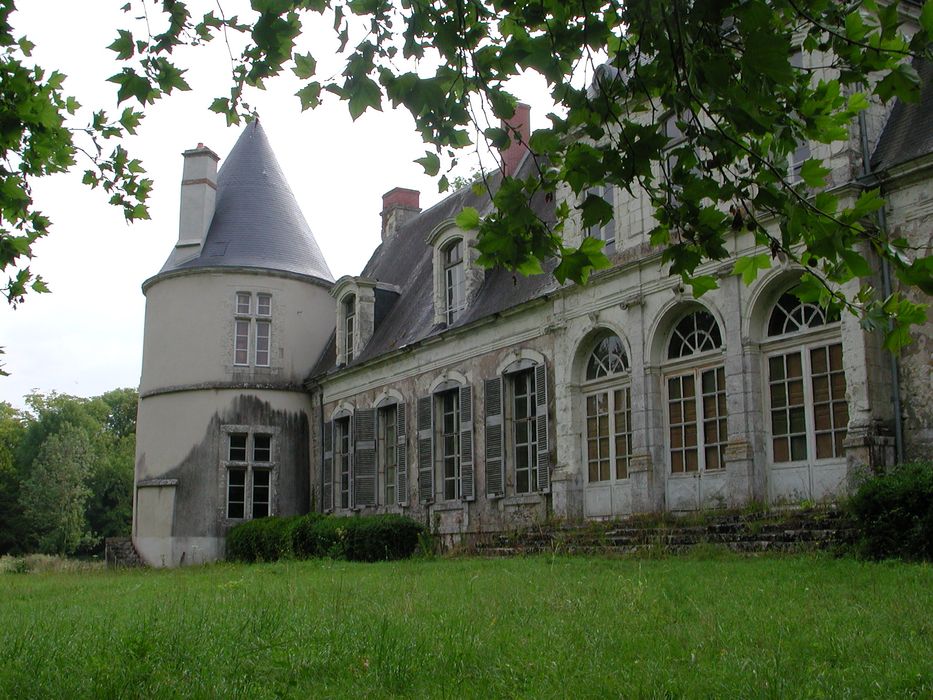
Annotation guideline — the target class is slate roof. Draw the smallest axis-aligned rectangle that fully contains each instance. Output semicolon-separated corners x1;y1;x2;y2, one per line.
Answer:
310;152;557;378
159;120;334;282
871;60;933;173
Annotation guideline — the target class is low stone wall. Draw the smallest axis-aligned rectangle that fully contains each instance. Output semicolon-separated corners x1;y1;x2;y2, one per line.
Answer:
104;537;146;568
467;507;855;557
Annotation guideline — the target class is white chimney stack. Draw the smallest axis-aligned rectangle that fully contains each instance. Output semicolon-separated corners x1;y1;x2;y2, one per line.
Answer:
177;143;220;255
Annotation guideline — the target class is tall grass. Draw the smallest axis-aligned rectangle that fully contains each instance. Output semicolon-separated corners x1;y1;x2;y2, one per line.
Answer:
1;554;931;698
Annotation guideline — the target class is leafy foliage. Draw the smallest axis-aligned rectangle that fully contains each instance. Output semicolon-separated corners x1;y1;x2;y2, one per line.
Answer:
98;0;933;347
0;389;137;556
0;0;152;308
848;461;933;561
227;512;425;563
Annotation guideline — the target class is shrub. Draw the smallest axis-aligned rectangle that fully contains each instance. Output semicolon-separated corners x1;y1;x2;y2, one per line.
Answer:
848;461;933;561
225;515;301;563
226;513;425;563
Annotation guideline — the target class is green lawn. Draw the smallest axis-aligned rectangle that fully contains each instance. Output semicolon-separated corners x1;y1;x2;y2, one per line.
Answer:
1;554;931;698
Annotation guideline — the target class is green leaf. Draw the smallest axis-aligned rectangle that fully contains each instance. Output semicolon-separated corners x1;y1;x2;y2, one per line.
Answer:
295;82;321;111
107;30;135;60
799;159;831;188
733;254;772;286
455;207;480;230
415;151;440;176
347;75;382;120
685;275;718;298
293;53;317;80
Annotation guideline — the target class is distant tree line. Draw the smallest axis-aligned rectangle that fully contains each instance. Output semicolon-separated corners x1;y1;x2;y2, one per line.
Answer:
0;389;136;556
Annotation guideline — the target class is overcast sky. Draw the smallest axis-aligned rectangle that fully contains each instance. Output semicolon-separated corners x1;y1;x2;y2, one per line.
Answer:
0;2;556;409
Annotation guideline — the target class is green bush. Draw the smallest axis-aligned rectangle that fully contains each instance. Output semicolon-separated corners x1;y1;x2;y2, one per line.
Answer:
848;461;933;561
225;515;301;563
226;513;425;563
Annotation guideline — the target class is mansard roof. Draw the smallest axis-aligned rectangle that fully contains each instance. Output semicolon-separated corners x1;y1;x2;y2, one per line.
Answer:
871;59;933;173
161;120;334;282
310;152;557;378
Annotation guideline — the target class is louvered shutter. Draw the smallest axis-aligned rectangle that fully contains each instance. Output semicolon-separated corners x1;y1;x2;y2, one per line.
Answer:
459;385;475;501
417;396;434;503
485;377;504;497
353;408;377;506
322;420;333;511
535;362;551;493
396;402;408;505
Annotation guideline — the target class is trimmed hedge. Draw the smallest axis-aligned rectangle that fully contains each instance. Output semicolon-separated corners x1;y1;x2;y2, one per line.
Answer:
226;513;424;563
848;461;933;561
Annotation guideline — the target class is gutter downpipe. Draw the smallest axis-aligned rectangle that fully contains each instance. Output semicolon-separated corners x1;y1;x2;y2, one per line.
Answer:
857;107;905;466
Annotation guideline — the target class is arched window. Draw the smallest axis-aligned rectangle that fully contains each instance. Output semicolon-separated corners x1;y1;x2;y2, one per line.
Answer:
765;293;847;463
583;333;632;482
664;310;726;474
443;239;465;324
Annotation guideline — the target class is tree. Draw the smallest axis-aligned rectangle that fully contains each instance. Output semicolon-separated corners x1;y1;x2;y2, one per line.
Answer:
18;423;92;555
1;0;931;347
0;401;25;552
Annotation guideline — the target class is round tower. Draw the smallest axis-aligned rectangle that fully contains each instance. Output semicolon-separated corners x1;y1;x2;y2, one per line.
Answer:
134;121;335;566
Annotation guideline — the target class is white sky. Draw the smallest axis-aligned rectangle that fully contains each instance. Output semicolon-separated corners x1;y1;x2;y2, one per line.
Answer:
0;2;557;409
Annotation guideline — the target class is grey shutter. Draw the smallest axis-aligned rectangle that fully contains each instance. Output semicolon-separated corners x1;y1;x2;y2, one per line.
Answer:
322;420;333;511
485;377;504;497
535;362;550;493
417;396;434;503
460;385;475;501
353;408;377;507
396;402;408;506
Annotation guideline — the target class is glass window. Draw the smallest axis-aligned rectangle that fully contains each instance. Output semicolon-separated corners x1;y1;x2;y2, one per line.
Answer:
440;390;460;500
380;404;398;505
256;293;272;316
227;468;246;519
344;295;356;363
229;433;247;462
513;369;538;494
255;321;271;366
444;240;466;324
236;292;251;315
234;321;250;366
668;311;723;359
583;332;632;483
253;434;272;463
336;417;351;509
252;470;270;519
234;292;273;367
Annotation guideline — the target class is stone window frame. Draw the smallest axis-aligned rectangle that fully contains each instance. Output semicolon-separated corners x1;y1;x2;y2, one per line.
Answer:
427;220;482;327
661;309;728;476
486;350;551;498
582;184;617;254
233;291;273;368
581;332;633;484
763;292;848;466
417;371;474;504
220;423;278;522
373;391;409;508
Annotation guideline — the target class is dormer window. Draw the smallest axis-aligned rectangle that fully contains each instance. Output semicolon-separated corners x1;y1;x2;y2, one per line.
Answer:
428;220;481;327
343;294;356;363
444;239;466;324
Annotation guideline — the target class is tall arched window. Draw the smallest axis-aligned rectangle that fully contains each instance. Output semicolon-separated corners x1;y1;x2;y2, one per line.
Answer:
443;239;465;324
664;310;727;473
765;293;847;463
583;333;632;482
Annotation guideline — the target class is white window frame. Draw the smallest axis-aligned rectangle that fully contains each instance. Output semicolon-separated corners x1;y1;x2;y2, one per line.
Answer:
584;184;616;253
438;387;462;501
763;296;847;467
662;311;727;476
233;291;273;368
222;428;276;520
582;333;632;484
378;402;398;506
443;239;466;325
342;294;356;364
335;415;352;509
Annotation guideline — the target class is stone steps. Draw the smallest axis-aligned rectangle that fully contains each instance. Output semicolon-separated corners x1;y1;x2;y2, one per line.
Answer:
104;537;146;568
469;508;854;557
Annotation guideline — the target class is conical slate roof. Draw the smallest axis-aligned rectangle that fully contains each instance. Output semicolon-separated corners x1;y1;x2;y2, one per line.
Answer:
161;120;334;282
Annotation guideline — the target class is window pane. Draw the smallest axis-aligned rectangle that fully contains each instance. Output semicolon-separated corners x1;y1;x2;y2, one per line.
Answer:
253;435;272;462
253;470;270;519
255;321;271;366
257;294;272;316
236;293;251;315
235;320;250;365
229;434;247;461
227;468;246;518
773;437;789;463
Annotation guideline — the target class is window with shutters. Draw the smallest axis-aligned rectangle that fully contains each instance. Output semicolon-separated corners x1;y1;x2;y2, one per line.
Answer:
335;416;352;509
486;361;550;496
223;428;275;520
379;404;398;505
583;333;632;483
765;292;848;464
418;383;473;503
663;310;727;474
233;292;273;367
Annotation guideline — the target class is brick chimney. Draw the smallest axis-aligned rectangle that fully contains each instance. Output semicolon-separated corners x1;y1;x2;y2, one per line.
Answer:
177;143;220;255
381;187;421;241
500;103;531;178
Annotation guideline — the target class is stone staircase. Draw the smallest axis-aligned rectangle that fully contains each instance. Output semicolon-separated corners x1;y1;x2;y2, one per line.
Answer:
104;537;146;568
469;507;855;557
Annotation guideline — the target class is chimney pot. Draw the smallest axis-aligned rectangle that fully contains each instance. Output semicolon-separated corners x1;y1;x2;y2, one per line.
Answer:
500;103;531;178
381;187;421;242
